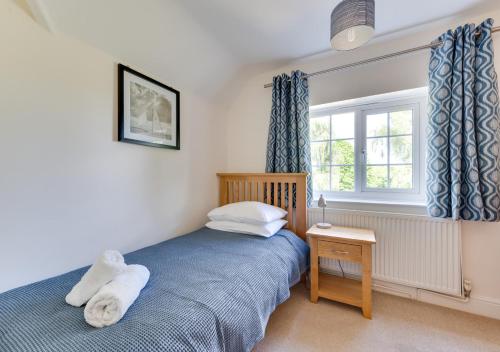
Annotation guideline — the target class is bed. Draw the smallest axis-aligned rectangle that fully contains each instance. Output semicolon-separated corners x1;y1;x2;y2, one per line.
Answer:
0;173;309;352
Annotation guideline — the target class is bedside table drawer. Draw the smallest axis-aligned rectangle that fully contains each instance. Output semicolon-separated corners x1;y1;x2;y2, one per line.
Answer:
318;241;362;262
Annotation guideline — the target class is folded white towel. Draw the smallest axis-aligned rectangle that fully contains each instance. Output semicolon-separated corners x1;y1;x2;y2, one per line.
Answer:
84;264;150;328
65;250;127;307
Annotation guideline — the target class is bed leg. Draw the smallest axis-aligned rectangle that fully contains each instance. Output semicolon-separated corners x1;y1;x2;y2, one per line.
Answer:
301;272;308;289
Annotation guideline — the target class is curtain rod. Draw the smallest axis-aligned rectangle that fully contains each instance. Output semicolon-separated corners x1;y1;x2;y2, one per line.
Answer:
263;25;500;88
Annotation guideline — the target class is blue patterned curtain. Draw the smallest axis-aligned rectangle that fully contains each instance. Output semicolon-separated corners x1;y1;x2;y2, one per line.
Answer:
427;19;500;221
266;71;313;206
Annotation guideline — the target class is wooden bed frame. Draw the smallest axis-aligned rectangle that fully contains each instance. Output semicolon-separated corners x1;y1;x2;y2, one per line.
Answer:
217;173;308;240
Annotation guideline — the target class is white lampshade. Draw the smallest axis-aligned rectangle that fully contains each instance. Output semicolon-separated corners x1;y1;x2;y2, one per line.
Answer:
330;0;375;51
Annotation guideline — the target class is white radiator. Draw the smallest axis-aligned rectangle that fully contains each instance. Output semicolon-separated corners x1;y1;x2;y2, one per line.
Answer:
308;208;463;296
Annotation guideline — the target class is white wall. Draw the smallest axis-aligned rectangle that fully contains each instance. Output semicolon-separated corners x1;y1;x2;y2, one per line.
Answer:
223;10;500;313
0;1;226;293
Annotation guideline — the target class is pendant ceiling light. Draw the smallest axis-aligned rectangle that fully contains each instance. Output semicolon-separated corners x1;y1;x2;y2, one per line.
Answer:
330;0;375;51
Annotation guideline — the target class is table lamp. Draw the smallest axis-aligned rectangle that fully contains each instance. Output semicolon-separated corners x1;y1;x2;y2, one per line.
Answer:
317;194;332;229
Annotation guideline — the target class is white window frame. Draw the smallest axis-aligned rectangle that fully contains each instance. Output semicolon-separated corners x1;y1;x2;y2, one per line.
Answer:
309;87;428;205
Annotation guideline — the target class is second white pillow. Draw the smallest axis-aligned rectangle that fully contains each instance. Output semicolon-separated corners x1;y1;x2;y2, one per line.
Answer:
206;219;287;237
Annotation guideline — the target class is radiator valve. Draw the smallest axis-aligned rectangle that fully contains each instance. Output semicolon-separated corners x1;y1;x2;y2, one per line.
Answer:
463;279;472;298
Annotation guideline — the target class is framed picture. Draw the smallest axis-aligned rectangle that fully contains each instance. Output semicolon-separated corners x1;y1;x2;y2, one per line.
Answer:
118;64;180;150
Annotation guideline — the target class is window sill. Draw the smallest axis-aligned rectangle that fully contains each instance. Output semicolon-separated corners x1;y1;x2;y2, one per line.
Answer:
311;198;427;215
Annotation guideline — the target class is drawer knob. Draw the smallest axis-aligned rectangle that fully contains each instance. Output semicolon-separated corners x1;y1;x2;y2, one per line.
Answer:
334;250;349;255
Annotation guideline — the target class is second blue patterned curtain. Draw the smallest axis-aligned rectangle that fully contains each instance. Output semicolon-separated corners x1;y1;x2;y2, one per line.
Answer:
266;71;313;206
427;19;500;221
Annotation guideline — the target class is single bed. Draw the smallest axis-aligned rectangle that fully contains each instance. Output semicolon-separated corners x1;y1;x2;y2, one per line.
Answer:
0;173;309;352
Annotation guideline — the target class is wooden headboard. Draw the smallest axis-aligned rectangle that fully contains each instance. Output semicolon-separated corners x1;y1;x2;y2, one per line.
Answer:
216;173;308;240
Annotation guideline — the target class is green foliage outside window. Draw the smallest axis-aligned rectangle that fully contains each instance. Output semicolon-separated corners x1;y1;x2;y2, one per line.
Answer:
310;109;414;194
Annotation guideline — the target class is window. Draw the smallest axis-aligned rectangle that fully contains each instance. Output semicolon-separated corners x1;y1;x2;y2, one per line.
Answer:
310;88;427;204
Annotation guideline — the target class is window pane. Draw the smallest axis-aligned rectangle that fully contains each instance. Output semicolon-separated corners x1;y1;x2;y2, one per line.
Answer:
366;113;388;137
312;166;330;192
366;166;388;188
390;110;412;135
390;165;413;189
390;136;412;164
331;139;354;165
311;142;330;165
331;112;354;139
310;116;330;141
332;166;355;192
366;137;388;164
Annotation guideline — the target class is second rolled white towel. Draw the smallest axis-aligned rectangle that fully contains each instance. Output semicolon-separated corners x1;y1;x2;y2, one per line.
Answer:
84;264;150;328
66;250;127;307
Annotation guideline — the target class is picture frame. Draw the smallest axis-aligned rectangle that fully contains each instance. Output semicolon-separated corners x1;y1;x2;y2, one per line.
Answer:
118;64;180;150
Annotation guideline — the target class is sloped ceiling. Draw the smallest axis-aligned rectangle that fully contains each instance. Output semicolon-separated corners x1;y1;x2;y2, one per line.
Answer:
37;0;240;98
177;0;498;65
17;0;499;99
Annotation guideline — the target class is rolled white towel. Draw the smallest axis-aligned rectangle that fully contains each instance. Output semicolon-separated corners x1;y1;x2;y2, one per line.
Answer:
84;264;150;328
65;250;127;307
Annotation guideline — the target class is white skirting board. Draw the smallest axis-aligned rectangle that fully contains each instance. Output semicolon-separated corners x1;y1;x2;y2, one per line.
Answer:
321;266;500;320
416;289;500;320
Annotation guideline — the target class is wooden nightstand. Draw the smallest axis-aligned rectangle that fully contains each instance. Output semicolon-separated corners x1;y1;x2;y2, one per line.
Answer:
307;225;376;319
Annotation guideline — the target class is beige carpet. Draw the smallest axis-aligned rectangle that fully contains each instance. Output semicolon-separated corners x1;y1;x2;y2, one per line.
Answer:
254;285;500;352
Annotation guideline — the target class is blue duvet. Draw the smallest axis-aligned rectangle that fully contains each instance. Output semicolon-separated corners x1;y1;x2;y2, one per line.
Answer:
0;228;308;352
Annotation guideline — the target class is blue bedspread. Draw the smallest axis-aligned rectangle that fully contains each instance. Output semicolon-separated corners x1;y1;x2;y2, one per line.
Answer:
0;228;308;352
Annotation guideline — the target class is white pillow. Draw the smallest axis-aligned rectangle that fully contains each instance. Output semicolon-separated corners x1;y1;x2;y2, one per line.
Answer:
208;201;287;225
205;219;287;238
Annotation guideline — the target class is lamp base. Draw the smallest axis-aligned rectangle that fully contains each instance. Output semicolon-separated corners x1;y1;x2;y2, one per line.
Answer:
317;222;332;229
